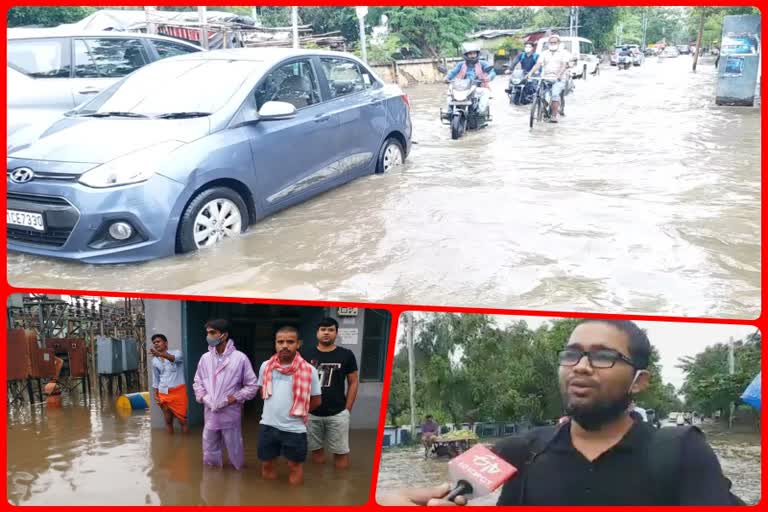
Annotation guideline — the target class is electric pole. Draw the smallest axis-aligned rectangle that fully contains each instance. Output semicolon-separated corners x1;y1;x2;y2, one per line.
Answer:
406;313;417;440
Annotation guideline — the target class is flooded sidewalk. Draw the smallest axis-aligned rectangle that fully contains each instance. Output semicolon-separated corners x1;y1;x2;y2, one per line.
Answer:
7;397;376;505
7;58;761;318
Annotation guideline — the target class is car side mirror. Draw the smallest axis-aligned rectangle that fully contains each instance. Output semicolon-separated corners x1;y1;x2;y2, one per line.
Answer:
437;65;447;74
258;101;297;120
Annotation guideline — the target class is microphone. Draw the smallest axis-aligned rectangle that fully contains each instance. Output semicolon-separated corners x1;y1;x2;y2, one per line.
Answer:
445;443;518;502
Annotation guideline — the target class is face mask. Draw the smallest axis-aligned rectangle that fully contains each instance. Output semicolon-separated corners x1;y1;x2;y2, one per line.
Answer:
206;335;223;347
525;47;533;54
549;44;559;51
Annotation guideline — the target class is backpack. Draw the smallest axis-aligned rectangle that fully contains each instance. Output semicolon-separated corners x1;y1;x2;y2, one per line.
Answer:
520;53;538;72
520;423;745;505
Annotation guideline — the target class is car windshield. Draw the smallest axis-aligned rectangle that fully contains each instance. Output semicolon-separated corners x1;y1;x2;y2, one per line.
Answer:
74;59;263;117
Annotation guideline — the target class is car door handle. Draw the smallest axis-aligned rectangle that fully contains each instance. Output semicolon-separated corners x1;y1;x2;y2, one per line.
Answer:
78;87;101;95
314;114;331;123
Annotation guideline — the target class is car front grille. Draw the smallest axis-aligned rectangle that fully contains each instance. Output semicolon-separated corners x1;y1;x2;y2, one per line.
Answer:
7;193;78;248
7;192;71;206
7;227;73;247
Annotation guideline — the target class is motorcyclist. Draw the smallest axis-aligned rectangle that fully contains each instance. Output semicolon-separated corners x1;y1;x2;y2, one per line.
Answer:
505;42;539;103
445;42;496;120
526;33;570;123
508;42;539;75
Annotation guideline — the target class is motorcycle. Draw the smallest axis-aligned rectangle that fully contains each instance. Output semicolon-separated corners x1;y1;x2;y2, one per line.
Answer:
505;69;537;106
438;67;491;140
617;54;632;70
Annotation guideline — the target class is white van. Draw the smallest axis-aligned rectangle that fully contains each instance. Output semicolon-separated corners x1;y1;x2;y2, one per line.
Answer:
535;36;600;79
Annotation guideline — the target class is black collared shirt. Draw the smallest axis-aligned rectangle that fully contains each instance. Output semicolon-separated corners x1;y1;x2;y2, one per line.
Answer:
494;420;733;505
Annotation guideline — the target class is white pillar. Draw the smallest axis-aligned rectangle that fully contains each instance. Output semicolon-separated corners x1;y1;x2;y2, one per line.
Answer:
292;7;299;49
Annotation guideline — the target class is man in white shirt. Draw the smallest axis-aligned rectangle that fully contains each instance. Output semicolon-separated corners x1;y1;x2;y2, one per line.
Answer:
151;333;189;434
257;325;322;485
527;33;571;123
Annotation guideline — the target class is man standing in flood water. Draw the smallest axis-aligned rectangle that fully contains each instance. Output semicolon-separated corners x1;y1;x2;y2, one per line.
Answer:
193;319;259;470
151;333;189;434
257;325;321;485
302;317;359;469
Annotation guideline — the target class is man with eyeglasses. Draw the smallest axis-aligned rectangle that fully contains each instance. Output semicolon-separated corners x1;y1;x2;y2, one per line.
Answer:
379;319;741;506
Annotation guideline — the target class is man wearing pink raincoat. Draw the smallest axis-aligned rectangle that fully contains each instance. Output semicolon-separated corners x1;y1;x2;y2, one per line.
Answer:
193;318;259;470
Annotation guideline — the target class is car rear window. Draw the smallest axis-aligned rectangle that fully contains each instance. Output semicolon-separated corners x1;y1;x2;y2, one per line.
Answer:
8;38;71;78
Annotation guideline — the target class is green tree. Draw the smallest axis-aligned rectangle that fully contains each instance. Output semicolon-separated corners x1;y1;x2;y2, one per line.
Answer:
678;331;761;422
299;7;359;42
531;7;570;30
257;7;291;27
7;7;96;27
578;8;622;50
476;7;536;30
374;7;480;58
366;33;422;63
386;364;411;425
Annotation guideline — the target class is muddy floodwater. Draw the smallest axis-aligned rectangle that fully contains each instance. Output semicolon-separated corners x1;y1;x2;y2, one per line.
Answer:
7;396;375;505
375;425;762;505
8;57;760;318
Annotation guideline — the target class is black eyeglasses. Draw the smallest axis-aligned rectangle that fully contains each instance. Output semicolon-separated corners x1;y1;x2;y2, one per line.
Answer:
558;348;635;369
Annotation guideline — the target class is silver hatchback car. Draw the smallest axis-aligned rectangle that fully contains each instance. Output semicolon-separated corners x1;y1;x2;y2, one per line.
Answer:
7;28;202;135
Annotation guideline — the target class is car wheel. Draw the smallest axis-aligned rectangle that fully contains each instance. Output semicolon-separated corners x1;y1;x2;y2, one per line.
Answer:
376;137;405;173
177;187;248;253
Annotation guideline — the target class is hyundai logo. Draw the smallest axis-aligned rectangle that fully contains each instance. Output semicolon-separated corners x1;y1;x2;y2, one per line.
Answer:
9;167;34;184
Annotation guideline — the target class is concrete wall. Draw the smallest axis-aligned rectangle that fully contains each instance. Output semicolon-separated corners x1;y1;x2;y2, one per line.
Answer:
371;57;462;87
144;299;183;430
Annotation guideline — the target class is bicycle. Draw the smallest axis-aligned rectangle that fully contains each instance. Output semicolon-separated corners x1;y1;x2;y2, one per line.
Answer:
529;79;565;128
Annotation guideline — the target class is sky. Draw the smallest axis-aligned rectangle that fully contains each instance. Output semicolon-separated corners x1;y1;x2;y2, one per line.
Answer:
397;313;758;391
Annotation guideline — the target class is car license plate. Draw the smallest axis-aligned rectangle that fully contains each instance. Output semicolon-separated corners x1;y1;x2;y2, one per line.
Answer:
7;209;45;231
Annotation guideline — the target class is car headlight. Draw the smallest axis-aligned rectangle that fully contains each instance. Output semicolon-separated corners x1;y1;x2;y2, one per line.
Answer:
78;141;183;188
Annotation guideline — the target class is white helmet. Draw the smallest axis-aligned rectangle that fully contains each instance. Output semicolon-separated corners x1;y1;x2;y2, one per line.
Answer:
462;42;482;64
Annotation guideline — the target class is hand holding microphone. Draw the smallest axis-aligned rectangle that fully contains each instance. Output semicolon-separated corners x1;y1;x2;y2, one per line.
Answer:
443;443;518;503
378;444;518;507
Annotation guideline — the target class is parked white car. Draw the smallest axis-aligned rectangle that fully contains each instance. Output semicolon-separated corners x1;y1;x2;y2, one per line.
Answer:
536;36;600;79
7;28;202;135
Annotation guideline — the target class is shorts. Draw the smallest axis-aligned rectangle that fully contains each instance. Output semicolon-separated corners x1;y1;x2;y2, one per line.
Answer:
549;79;566;99
307;409;350;455
258;424;308;463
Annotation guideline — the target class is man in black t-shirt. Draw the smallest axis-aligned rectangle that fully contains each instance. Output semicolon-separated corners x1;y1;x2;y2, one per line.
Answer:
301;317;359;469
378;320;739;506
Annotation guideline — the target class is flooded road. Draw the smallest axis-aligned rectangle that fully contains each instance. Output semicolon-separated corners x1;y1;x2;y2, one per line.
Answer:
375;425;762;505
8;57;760;318
7;395;375;505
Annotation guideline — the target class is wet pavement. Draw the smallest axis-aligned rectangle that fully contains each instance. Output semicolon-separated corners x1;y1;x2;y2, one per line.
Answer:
7;57;760;319
375;424;762;505
7;394;376;505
